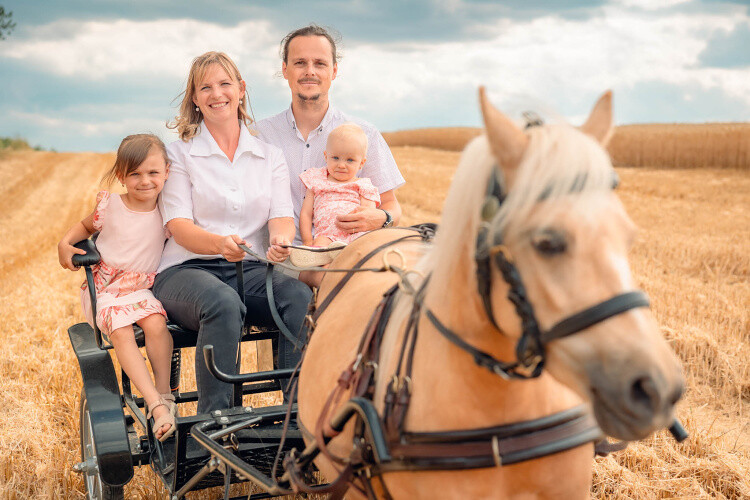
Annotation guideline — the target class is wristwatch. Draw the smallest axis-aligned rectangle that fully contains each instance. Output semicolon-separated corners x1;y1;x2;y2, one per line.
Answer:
381;209;393;228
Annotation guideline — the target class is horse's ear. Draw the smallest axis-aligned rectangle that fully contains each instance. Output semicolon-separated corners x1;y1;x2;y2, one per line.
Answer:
580;90;614;146
479;86;528;174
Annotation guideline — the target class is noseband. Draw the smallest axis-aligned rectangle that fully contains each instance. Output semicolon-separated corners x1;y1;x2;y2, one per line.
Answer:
427;140;649;380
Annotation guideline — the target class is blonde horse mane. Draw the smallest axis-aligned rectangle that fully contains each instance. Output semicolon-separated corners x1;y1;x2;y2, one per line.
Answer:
425;123;615;295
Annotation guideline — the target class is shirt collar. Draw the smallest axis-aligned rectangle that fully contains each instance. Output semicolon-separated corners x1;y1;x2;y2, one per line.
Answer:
189;121;266;159
285;104;338;134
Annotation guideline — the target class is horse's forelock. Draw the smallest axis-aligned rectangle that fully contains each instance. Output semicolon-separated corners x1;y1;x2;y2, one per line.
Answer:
493;125;615;239
423;124;614;291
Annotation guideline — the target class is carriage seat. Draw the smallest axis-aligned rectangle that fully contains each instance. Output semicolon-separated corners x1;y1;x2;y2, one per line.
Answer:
71;239;279;351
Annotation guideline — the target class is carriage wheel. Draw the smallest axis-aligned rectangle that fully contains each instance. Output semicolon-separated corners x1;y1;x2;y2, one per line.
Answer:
78;390;125;500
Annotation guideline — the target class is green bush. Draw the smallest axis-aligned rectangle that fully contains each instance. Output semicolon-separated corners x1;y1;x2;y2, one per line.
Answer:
0;136;45;151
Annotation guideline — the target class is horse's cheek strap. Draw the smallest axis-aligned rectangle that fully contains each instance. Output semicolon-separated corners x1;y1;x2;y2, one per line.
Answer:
542;291;650;343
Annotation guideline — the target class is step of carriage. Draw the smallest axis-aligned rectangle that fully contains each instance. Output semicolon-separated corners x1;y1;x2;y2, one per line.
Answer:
129;405;306;493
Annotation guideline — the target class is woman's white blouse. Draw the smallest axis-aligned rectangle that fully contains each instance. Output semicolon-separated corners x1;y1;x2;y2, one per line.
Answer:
157;123;293;272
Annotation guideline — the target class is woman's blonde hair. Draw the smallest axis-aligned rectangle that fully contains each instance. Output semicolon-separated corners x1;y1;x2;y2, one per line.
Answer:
101;134;168;186
168;51;253;141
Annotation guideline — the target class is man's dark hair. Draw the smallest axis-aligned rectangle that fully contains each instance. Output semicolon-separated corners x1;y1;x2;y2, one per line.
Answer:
280;24;340;64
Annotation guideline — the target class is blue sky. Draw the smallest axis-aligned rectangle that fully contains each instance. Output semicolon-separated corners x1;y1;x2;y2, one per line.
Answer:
1;0;749;152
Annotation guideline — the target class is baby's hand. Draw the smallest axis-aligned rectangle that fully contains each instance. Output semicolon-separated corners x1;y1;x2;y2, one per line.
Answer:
267;235;291;263
57;241;86;271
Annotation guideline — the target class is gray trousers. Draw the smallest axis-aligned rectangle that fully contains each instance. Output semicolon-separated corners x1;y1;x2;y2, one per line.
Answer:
153;258;312;414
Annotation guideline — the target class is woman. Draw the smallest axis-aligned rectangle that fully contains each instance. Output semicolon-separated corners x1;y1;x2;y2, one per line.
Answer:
154;51;312;414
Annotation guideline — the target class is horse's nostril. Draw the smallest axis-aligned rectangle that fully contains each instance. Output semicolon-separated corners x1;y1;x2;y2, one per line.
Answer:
629;376;659;414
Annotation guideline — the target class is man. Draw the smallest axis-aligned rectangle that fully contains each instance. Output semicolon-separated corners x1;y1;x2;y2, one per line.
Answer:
256;25;404;240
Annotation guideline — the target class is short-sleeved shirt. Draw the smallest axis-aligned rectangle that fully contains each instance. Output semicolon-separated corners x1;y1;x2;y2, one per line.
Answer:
255;105;405;235
158;122;293;272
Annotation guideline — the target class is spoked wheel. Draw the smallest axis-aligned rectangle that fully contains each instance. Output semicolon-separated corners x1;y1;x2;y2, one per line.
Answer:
77;390;125;500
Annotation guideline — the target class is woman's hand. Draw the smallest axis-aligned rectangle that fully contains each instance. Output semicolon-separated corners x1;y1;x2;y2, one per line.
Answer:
267;234;291;263
220;234;247;262
57;240;87;271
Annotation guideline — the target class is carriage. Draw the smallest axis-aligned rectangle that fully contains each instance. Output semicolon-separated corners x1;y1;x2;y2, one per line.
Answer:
69;237;312;499
69;88;688;500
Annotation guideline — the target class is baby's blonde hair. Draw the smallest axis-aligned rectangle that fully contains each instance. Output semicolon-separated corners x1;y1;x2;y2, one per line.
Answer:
101;134;168;186
167;51;253;141
327;122;368;155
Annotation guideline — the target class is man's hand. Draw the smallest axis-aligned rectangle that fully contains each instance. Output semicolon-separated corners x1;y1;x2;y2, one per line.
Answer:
335;206;386;234
267;234;291;263
220;235;247;262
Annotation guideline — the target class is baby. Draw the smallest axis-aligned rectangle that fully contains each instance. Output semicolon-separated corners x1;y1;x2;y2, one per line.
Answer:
292;123;381;269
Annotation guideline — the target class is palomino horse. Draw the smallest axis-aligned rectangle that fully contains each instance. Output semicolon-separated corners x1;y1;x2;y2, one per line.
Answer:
296;89;684;499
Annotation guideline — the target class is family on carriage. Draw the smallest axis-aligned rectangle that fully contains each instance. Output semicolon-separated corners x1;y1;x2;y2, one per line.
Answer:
58;24;685;500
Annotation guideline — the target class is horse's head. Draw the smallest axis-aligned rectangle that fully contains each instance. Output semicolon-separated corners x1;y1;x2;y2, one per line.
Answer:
462;89;684;441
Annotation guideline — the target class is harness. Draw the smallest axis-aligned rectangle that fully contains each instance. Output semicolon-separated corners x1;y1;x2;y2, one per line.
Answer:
279;165;654;497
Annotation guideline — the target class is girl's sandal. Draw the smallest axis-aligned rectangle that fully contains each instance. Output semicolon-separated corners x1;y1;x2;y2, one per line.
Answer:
147;398;176;442
161;392;178;416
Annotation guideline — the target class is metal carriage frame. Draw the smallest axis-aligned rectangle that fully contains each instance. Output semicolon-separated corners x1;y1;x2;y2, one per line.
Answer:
68;238;310;499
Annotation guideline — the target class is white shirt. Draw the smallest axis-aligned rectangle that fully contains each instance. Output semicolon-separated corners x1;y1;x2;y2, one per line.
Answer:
157;123;293;272
255;105;405;237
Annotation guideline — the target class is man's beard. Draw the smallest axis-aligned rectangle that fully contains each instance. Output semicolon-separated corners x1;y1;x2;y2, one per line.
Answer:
297;93;321;102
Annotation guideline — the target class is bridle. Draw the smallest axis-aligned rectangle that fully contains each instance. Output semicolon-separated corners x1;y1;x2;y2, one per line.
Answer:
426;151;650;380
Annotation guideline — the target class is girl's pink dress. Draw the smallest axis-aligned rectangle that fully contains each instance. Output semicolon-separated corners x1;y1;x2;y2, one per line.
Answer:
300;167;381;243
80;191;168;336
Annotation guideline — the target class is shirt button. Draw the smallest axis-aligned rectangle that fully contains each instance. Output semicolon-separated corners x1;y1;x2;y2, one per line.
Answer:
306;144;310;148
233;205;239;210
229;223;236;228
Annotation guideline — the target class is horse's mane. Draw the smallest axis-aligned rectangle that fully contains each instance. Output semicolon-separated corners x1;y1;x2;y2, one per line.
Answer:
424;123;615;298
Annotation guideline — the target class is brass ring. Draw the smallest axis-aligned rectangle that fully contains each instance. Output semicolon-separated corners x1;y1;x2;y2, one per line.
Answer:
382;248;406;271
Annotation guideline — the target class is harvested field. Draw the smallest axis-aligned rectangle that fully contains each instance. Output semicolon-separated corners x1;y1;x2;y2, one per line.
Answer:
0;142;748;498
385;123;750;170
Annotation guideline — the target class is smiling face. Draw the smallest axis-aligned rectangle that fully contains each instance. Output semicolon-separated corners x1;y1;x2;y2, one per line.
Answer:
282;35;337;103
192;63;246;126
120;148;169;207
324;128;367;183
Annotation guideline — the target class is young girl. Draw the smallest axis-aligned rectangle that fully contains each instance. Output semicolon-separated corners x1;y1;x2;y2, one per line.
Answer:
292;123;381;270
57;134;175;442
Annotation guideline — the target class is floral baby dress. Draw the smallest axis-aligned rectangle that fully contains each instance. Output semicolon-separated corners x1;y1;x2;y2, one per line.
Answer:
300;166;381;244
80;191;168;335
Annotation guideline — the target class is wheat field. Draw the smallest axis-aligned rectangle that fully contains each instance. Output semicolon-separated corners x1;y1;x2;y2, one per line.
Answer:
0;128;748;498
384;124;750;170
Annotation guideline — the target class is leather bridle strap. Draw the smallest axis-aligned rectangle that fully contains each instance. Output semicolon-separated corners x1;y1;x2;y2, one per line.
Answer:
542;291;650;343
425;308;523;380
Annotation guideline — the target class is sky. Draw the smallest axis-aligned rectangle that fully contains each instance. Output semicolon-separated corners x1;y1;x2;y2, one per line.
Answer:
1;0;749;152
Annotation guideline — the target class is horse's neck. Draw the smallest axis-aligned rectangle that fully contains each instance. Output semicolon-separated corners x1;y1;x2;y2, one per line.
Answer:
388;243;581;432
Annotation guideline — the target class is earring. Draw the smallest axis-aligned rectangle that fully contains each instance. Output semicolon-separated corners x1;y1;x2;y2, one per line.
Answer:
239;99;243;105
195;106;200;112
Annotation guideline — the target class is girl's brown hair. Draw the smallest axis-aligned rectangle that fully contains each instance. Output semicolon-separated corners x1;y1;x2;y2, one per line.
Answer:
167;51;253;141
101;134;168;186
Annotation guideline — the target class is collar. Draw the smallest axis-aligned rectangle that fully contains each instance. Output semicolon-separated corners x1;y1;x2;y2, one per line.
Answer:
285;104;338;134
189;121;266;160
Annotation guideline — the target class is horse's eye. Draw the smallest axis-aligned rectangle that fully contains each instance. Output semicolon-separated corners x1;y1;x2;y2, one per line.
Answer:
531;229;568;256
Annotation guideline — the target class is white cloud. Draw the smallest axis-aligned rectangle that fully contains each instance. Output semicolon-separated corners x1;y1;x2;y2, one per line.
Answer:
9;110;175;141
0;18;281;81
330;5;750;121
611;0;692;10
3;4;750;149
